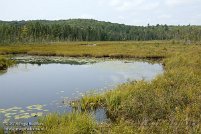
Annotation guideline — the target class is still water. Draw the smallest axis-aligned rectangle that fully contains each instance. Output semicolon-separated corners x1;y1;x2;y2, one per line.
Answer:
0;58;163;122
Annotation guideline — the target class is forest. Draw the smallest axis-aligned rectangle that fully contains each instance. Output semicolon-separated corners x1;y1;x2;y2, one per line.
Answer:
0;19;201;43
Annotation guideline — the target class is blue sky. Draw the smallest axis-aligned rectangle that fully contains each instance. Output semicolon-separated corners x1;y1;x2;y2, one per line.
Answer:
1;0;201;26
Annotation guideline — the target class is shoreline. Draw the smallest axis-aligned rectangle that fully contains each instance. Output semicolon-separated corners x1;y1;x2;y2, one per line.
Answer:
0;41;200;133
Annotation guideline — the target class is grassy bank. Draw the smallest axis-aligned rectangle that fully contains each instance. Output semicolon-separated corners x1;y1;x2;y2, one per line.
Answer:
0;41;200;133
0;56;15;70
101;52;201;133
76;43;201;133
37;112;99;134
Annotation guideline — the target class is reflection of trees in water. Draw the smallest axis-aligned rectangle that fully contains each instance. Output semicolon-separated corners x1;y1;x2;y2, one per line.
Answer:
0;64;20;75
0;70;7;75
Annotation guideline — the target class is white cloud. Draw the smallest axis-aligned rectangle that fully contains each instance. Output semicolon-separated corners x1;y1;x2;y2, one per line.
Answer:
158;14;171;19
109;0;121;7
99;0;160;12
117;16;125;20
0;0;201;25
79;14;94;19
108;0;145;11
140;2;159;10
165;0;199;7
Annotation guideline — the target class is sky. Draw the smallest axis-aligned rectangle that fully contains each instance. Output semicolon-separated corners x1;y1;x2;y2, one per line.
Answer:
1;0;201;26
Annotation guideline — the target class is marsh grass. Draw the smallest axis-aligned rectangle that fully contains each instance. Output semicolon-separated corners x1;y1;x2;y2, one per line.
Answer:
0;41;200;133
0;56;15;70
37;112;99;134
68;91;104;113
80;94;103;111
61;41;201;133
0;41;195;59
78;44;201;133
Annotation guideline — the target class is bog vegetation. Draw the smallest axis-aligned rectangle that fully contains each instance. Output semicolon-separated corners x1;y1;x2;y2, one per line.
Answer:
0;41;200;133
0;18;200;134
38;42;201;134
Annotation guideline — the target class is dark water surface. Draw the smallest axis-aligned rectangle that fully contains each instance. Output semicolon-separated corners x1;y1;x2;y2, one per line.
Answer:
0;58;163;122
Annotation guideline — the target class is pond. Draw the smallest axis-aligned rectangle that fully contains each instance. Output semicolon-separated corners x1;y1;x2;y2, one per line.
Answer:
0;56;163;123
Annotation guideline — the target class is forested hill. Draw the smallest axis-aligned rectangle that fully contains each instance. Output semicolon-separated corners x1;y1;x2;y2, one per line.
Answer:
0;19;201;43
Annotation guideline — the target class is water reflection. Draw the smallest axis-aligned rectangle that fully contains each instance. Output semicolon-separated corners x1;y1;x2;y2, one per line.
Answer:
0;59;163;122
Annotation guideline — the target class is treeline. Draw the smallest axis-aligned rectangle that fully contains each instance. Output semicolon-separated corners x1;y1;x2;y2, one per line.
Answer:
0;19;201;43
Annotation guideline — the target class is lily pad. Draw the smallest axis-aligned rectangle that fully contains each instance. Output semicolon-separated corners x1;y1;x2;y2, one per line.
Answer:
27;104;44;110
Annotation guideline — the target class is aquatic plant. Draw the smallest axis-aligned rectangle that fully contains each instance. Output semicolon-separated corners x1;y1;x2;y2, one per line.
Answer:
0;105;48;123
